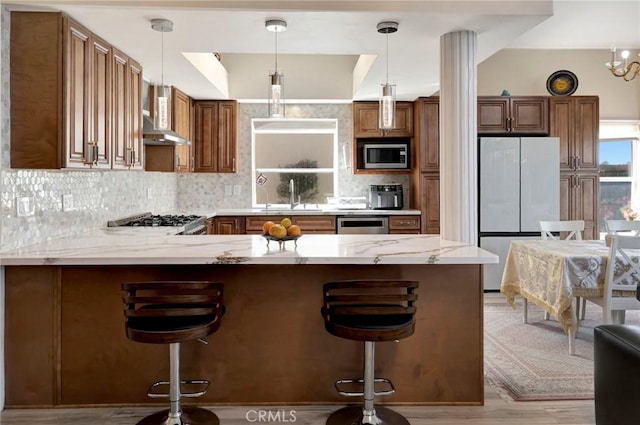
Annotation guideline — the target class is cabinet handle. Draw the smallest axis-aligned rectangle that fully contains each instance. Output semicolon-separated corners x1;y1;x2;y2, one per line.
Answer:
130;149;136;166
191;157;195;171
85;142;99;166
176;155;181;168
232;157;236;172
576;156;581;170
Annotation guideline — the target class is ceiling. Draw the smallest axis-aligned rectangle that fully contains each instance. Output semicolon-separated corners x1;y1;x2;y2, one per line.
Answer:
5;1;640;101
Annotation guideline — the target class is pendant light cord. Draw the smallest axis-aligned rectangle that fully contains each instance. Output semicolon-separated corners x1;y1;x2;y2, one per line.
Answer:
385;31;389;85
161;30;165;86
275;30;278;73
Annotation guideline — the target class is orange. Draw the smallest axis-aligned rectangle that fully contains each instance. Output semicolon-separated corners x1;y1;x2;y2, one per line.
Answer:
268;224;287;238
287;224;302;237
262;221;275;235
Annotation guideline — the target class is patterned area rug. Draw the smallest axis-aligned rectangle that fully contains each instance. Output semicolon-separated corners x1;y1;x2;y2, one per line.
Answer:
484;298;640;402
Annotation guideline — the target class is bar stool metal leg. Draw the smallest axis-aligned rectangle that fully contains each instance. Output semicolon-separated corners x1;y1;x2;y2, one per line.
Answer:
136;342;220;425
327;341;410;425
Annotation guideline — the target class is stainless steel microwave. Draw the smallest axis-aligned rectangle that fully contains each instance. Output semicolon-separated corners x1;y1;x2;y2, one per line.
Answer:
363;143;408;169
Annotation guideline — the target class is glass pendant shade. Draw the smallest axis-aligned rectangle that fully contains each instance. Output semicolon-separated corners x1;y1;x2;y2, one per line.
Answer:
379;83;396;129
269;71;284;118
153;84;172;130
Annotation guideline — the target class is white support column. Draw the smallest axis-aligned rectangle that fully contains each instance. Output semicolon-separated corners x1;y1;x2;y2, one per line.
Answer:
439;30;478;244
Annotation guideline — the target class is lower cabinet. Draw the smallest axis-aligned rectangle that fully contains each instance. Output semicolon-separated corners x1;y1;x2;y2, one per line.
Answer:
245;215;337;234
389;215;421;234
208;217;245;235
560;173;599;240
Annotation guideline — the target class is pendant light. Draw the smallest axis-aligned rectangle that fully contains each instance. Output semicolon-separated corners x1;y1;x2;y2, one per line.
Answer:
377;21;398;130
151;18;173;130
266;19;287;118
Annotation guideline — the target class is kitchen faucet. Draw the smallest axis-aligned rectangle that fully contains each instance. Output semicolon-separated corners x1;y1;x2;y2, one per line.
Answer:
289;178;300;209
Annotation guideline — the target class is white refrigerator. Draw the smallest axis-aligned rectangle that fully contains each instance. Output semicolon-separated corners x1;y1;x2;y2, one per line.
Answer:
479;137;560;290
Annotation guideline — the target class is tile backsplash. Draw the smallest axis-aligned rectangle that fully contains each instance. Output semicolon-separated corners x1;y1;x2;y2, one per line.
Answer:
0;6;409;251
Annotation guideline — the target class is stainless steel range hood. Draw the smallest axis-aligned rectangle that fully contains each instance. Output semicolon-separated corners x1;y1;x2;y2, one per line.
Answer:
143;115;191;145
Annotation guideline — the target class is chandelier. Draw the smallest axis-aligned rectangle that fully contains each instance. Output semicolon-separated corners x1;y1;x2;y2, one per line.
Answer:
607;47;640;81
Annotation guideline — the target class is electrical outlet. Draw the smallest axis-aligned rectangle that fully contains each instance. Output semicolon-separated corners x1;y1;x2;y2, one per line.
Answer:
62;194;74;211
16;196;34;217
146;188;153;200
233;185;241;196
224;185;232;197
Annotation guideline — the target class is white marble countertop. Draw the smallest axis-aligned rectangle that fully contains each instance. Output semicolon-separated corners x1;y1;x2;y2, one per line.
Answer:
211;208;421;216
0;232;497;266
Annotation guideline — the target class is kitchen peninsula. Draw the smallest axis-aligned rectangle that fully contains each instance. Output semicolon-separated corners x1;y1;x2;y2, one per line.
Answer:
1;233;497;407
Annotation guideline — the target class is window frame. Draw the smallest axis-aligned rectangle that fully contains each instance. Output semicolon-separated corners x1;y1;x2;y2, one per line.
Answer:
598;120;640;233
251;118;339;208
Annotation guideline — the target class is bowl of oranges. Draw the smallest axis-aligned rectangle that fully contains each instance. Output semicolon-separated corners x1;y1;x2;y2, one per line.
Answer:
262;218;302;248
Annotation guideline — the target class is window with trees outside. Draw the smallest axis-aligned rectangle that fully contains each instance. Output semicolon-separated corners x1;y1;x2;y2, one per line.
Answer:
599;121;640;232
252;118;339;208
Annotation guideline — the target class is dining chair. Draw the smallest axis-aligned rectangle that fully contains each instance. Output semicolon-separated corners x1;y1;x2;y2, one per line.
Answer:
526;220;586;323
569;235;640;355
606;219;640;236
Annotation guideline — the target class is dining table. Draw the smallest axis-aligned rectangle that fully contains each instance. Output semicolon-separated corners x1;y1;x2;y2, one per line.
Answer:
501;238;640;336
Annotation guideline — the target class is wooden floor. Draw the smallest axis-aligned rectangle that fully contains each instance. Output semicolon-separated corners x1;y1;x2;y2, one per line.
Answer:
0;293;596;425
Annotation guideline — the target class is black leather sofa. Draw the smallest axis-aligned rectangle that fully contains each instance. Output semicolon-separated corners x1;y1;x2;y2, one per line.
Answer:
594;324;640;425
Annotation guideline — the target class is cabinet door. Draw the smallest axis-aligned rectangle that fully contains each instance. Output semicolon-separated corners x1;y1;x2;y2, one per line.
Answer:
353;102;413;137
574;174;599;240
111;48;128;169
128;58;144;169
292;216;336;234
550;97;573;171
88;34;111;169
215;217;243;235
193;101;218;172
421;174;440;234
414;98;439;173
510;97;548;134
560;173;599;240
477;98;509;134
217;101;237;173
64;18;91;167
389;215;421;234
573;97;599;172
173;88;192;172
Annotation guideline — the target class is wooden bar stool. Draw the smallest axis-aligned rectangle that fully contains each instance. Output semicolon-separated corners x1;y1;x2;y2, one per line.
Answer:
321;280;418;425
122;281;224;425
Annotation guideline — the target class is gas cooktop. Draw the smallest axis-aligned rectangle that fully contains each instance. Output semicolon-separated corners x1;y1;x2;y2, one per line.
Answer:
107;212;207;235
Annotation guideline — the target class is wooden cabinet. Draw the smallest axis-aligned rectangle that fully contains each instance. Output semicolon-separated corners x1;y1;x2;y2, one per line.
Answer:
550;96;599;172
145;87;192;172
389;215;421;234
193;100;237;173
209;217;245;235
10;12;143;170
552;96;600;239
245;215;336;234
411;97;440;234
560;174;599;240
111;48;143;170
477;96;549;135
353;102;414;138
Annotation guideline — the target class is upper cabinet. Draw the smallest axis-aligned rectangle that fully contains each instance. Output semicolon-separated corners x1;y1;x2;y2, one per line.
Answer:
145;86;193;172
10;11;143;170
413;97;439;173
193;100;238;173
111;48;144;170
477;96;549;135
549;96;599;172
353;101;413;138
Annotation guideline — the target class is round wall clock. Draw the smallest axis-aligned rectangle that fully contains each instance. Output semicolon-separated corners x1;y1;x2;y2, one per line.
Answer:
546;70;578;96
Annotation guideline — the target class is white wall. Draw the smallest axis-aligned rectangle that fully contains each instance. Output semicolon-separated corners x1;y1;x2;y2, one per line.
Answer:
478;48;640;120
